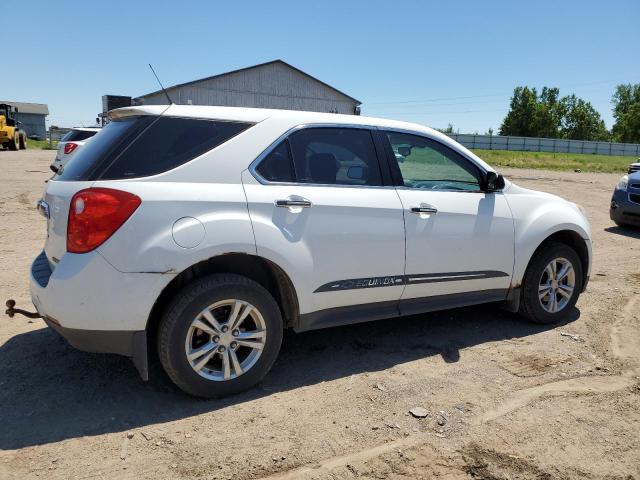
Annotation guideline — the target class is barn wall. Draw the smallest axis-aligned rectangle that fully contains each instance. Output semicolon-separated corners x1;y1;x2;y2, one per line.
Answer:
139;62;358;114
15;113;46;139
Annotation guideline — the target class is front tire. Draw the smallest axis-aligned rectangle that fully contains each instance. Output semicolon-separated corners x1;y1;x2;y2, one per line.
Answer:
158;274;283;398
8;133;19;151
519;242;583;324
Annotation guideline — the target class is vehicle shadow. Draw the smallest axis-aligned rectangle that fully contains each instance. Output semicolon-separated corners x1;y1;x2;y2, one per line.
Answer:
0;305;578;450
604;225;640;239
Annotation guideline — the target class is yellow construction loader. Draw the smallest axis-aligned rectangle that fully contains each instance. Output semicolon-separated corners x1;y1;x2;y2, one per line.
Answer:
0;103;27;150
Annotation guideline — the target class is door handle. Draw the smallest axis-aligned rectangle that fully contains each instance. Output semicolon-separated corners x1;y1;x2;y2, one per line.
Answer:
410;205;438;214
275;199;312;208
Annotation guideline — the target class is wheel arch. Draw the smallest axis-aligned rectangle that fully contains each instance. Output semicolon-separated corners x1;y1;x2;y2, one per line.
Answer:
146;253;300;352
505;227;591;313
521;228;591;291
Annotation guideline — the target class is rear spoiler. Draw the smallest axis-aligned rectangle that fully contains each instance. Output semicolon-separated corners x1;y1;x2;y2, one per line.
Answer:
108;105;170;121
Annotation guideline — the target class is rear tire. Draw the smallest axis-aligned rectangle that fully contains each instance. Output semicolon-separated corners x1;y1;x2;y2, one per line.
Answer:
519;242;583;324
158;274;283;398
19;133;27;150
614;220;630;228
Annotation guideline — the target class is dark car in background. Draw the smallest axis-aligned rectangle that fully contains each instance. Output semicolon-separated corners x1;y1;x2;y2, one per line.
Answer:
610;168;640;228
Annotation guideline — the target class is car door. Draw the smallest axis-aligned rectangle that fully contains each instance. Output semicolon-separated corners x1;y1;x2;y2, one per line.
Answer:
243;126;406;328
380;130;515;314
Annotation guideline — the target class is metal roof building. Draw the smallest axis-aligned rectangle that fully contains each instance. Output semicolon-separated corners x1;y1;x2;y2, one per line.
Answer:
133;60;361;115
0;101;49;140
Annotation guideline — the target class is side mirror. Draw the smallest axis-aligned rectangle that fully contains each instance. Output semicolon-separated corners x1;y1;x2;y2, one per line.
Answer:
484;171;505;191
397;146;411;157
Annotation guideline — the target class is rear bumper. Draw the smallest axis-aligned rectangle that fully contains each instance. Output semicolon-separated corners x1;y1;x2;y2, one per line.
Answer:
44;317;149;379
30;250;173;330
29;249;175;379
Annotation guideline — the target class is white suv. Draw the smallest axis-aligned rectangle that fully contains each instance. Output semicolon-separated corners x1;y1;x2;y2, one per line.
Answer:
30;105;592;397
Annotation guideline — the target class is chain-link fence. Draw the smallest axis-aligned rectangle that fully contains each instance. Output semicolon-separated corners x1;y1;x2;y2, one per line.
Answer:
447;134;640;157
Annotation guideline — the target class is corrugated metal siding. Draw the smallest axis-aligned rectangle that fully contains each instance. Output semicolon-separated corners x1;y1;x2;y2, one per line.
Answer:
140;62;358;114
15;113;46;139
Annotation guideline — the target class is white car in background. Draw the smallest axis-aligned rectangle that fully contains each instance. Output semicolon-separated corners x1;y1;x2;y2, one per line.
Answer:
51;127;100;173
28;105;592;398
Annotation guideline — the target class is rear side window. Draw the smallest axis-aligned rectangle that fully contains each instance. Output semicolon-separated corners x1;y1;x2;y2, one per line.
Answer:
255;128;382;186
61;130;98;142
57;116;252;181
101;117;251;179
256;141;294;182
289;128;382;186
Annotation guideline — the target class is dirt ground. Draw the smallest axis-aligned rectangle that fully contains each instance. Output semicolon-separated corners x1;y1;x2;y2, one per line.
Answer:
0;149;639;480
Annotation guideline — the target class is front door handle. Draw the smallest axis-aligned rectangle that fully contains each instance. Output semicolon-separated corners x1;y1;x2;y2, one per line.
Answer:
275;199;312;208
410;204;438;214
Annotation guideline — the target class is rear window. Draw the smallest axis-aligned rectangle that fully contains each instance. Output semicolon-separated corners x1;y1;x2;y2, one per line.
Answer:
56;116;253;181
61;129;99;142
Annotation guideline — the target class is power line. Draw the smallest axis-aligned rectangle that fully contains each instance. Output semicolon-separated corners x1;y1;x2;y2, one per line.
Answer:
363;108;508;116
363;78;634;106
366;93;504;105
365;94;615;115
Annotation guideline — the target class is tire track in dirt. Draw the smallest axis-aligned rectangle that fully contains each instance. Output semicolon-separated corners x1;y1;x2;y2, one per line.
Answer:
480;295;639;423
265;436;428;480
263;296;640;479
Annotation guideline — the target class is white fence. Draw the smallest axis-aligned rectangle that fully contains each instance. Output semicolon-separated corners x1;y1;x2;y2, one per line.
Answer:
447;134;640;157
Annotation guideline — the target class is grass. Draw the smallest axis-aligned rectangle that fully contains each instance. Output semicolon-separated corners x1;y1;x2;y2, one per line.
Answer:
471;149;633;173
25;139;58;150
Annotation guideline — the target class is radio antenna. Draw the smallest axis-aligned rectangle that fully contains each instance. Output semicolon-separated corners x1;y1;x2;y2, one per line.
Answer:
149;64;173;104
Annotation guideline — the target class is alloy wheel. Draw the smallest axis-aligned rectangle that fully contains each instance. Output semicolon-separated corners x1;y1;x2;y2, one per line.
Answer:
538;257;576;313
185;299;266;381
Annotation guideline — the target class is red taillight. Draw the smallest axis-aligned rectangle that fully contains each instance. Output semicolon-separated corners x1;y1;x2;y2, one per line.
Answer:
67;188;141;253
64;142;79;154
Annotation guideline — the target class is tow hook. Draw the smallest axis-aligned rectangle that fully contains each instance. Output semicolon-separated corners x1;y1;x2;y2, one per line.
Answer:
5;299;42;319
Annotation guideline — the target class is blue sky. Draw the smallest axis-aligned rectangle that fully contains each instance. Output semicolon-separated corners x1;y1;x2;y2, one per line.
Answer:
9;0;639;132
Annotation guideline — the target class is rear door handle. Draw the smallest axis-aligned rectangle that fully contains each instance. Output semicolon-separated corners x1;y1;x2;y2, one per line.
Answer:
410;205;438;214
275;199;312;208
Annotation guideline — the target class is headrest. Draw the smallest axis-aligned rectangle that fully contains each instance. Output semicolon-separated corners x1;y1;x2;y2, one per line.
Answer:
308;153;338;184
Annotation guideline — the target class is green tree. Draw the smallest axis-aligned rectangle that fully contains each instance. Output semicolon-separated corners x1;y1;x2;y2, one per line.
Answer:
560;95;609;141
499;87;540;137
437;123;455;134
500;86;610;141
611;84;640;143
499;87;563;137
533;87;563;138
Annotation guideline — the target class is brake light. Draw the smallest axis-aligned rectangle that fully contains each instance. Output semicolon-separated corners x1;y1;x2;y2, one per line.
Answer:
64;142;79;154
67;188;141;253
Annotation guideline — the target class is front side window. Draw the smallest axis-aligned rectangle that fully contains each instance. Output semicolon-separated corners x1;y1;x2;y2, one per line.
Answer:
287;128;383;186
386;132;481;191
